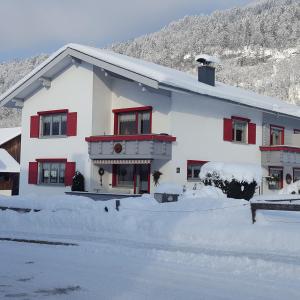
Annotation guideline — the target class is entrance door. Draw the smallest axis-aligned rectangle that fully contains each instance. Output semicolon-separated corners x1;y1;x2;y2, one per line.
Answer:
135;165;150;194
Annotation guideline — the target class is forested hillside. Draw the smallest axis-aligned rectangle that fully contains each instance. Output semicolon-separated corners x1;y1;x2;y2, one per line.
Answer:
0;0;299;127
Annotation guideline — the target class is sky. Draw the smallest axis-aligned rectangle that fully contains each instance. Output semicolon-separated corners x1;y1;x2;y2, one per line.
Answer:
0;0;254;62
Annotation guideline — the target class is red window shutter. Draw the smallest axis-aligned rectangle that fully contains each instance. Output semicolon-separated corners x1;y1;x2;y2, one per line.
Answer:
248;123;256;144
281;129;285;145
67;112;77;136
30;115;40;138
65;162;76;186
28;162;38;184
223;118;233;141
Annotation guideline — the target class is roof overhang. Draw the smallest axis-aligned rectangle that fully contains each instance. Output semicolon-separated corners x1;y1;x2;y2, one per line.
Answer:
0;46;160;109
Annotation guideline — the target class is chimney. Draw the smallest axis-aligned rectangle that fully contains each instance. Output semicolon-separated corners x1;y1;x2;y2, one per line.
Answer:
195;55;220;87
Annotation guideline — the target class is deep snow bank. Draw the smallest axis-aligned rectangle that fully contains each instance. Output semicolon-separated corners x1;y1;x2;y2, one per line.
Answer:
0;187;300;255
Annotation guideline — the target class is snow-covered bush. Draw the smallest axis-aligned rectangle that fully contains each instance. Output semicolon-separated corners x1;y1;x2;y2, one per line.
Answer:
200;162;262;200
279;180;300;195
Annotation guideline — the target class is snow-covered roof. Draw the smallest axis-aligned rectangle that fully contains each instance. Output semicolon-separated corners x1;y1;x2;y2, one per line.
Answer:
0;149;20;173
0;127;21;146
1;43;300;119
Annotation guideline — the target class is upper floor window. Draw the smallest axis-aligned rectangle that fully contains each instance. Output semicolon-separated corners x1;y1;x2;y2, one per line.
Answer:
270;125;284;145
294;129;300;134
114;106;152;135
232;119;247;143
41;113;67;137
187;160;207;181
223;116;256;145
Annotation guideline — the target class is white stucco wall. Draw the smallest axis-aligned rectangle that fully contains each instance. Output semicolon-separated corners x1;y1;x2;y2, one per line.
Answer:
158;92;263;189
20;62;94;195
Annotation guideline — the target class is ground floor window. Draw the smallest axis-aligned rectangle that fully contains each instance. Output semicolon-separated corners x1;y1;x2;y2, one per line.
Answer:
39;162;65;185
187;160;207;181
268;167;283;190
115;165;134;187
293;168;300;182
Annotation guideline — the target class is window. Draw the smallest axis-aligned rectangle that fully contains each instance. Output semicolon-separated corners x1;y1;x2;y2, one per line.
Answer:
268;167;283;190
270;125;284;145
39;162;65;185
223;117;256;144
294;129;300;134
115;165;134;187
41;113;67;137
232;120;247;143
294;168;300;182
187;161;207;181
114;107;151;135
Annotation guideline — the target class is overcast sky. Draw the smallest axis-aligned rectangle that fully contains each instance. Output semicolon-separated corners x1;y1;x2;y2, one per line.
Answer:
0;0;254;62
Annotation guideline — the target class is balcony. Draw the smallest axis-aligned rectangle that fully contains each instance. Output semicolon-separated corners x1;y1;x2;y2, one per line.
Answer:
260;145;300;166
85;134;176;161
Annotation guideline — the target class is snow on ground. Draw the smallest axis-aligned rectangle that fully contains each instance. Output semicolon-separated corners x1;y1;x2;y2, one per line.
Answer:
1;186;300;299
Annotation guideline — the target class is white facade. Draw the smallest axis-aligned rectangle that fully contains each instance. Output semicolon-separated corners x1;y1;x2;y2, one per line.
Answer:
1;44;300;196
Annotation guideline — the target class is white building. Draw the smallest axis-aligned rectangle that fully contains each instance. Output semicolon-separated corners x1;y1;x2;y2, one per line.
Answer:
0;44;300;195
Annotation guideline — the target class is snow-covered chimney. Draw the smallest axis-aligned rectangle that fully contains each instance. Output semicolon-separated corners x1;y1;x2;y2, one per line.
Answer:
195;55;220;87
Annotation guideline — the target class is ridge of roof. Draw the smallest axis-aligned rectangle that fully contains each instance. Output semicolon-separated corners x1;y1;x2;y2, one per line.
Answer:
0;43;299;119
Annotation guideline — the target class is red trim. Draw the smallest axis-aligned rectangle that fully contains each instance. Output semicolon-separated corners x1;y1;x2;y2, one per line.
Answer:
67;112;77;136
30;115;40;138
270;124;285;145
36;158;68;163
147;164;151;194
114;113;119;135
65;162;76;186
112;106;152;114
231;116;251;122
187;160;208;165
112;165;117;187
260;146;300;153
223;118;233;141
85;134;176;142
28;162;38;184
133;165;137;194
268;166;284;189
248;123;256;144
37;109;68;115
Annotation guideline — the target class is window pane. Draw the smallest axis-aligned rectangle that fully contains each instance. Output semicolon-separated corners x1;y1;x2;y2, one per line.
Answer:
233;121;247;143
59;164;65;184
119;113;136;135
61;115;67;135
271;127;283;145
116;165;134;187
269;168;283;190
187;163;204;180
138;112;151;134
41;163;50;184
50;163;59;183
52;115;61;135
42;116;51;136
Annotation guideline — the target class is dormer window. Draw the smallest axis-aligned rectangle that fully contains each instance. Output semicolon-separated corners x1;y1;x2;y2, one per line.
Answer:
113;106;152;135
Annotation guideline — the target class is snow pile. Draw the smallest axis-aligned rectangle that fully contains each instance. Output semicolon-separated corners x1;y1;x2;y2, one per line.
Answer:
200;162;262;184
279;180;300;195
155;182;183;194
1;185;300;255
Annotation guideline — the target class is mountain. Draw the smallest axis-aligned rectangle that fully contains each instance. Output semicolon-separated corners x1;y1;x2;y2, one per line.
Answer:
0;0;299;127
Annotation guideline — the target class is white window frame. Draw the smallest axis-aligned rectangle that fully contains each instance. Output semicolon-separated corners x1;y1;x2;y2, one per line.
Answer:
38;162;66;185
232;119;248;144
40;113;67;137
